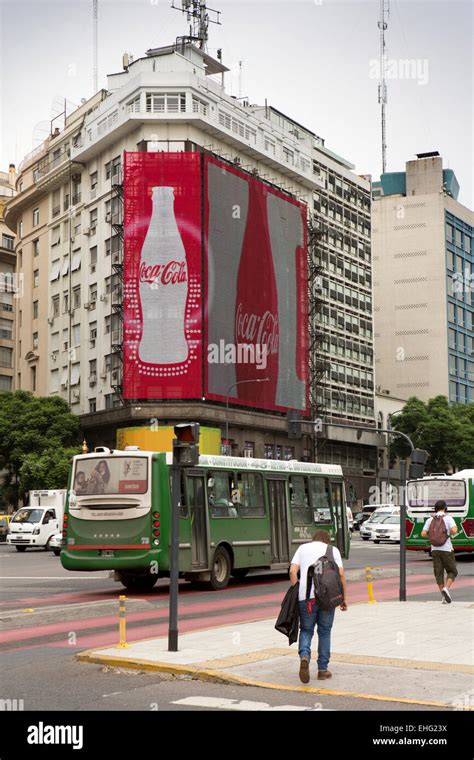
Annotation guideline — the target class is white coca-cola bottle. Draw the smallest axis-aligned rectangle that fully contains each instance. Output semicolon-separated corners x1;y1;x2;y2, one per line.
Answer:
138;186;189;365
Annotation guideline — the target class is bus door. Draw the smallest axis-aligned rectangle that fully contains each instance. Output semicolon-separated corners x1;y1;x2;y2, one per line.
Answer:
267;476;290;564
330;480;350;558
186;473;208;569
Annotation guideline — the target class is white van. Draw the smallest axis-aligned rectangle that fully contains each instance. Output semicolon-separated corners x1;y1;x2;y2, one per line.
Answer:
7;490;66;552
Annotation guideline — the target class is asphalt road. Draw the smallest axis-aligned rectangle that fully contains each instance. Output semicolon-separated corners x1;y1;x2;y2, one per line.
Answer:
0;535;472;712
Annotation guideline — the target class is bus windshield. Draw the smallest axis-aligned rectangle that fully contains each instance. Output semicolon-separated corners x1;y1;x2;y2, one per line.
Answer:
73;457;148;495
12;509;43;524
407;479;466;509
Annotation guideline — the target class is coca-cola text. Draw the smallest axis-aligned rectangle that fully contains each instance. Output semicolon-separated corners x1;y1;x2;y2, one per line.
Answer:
139;260;187;286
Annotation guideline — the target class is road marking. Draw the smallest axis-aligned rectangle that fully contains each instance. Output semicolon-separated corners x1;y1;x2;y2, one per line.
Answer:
171;696;331;711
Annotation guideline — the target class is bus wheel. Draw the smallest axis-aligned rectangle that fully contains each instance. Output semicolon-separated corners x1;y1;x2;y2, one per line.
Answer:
117;572;158;591
15;546;27;552
210;547;231;590
231;568;249;580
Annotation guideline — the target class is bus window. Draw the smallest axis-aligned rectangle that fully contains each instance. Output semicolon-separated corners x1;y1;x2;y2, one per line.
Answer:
289;476;312;525
236;472;266;517
208;472;238;518
310;477;332;523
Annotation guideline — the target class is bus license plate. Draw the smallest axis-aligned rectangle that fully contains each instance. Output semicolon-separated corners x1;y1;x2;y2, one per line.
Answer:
101;550;115;557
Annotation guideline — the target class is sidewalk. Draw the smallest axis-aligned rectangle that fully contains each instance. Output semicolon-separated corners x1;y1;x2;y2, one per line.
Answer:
78;601;474;709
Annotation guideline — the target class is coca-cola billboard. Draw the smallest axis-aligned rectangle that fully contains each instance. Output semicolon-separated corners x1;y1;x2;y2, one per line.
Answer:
204;155;308;413
123;153;202;399
123;153;308;413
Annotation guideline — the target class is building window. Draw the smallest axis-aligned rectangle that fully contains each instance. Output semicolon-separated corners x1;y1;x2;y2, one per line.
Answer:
72;286;81;309
89;399;97;413
2;234;14;250
32;332;39;350
33;270;39;288
145;93;186;114
63;292;69;314
105;156;121;181
264;444;274;459
52;295;60;318
89;208;98;230
33;300;39;320
90;246;97;272
0;376;12;392
50;369;60;393
33;208;40;226
31;366;37;392
0;346;12;368
90;321;97;341
90;171;98;194
33;239;39;257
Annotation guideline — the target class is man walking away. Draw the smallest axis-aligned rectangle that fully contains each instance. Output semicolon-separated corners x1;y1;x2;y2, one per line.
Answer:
421;500;458;603
289;530;347;683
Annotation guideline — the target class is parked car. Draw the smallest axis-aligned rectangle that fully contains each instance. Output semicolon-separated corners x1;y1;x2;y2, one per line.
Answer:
373;515;401;544
360;507;400;541
353;512;369;531
48;532;63;557
346;506;354;533
0;515;11;542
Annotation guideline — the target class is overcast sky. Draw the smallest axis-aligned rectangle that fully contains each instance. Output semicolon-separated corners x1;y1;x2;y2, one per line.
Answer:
1;0;472;207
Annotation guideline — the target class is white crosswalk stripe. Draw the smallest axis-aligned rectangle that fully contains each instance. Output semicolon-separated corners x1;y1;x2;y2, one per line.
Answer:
171;696;332;711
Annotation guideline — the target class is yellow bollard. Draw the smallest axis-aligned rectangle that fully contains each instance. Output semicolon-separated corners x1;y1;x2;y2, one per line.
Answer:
118;595;129;648
365;566;377;604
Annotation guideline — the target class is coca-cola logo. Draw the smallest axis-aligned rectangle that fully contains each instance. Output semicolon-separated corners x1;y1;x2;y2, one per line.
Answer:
235;303;279;355
139;261;187;285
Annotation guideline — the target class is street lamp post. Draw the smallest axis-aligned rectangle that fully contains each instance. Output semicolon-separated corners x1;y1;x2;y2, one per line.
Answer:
225;378;269;454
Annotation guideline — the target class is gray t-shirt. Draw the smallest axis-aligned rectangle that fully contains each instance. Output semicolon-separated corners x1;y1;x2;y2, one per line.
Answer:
423;513;456;552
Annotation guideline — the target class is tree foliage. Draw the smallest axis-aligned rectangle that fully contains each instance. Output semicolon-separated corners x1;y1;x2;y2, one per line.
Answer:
389;395;474;473
0;391;81;508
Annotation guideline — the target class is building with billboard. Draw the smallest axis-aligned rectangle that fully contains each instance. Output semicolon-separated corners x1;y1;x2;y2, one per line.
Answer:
372;153;473;404
6;42;380;502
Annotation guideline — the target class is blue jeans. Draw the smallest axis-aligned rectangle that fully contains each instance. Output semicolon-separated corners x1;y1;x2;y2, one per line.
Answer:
298;600;335;671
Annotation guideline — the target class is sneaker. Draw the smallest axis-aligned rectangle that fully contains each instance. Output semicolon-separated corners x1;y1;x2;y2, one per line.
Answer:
317;670;332;680
442;587;452;603
299;657;310;684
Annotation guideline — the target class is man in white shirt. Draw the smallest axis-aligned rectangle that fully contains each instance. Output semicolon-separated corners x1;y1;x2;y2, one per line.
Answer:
421;500;458;603
289;530;347;683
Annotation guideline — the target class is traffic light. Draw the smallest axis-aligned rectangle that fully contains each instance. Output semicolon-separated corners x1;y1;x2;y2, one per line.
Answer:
409;448;429;480
173;423;200;466
287;410;302;440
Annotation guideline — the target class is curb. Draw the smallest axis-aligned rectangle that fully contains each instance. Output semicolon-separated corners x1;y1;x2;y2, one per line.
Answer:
77;649;472;709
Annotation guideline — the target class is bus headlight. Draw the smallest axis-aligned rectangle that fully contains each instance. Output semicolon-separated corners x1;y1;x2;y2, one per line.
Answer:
153;539;160;546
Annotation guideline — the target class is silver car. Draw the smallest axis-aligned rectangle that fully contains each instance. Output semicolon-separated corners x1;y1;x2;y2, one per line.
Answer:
49;532;63;557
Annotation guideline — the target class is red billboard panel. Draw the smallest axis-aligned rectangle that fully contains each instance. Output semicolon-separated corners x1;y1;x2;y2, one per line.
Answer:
204;156;308;414
123;152;202;400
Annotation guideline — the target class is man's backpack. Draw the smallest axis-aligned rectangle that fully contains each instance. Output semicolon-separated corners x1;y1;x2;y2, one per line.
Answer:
306;545;344;611
428;515;449;547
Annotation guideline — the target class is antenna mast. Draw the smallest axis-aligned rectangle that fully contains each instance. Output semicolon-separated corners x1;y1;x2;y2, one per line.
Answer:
93;0;98;93
172;0;221;51
378;0;389;174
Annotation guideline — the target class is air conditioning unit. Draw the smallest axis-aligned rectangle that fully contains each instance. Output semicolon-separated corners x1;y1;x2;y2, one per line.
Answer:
90;264;96;273
84;302;91;310
111;330;120;343
243;449;252;458
48;317;54;325
100;294;108;302
89;338;96;348
72;389;80;399
89;375;97;386
105;212;111;223
111;370;120;384
61;381;68;389
83;227;91;236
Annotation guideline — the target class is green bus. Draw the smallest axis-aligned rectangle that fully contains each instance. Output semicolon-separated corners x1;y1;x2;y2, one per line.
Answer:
406;469;474;554
60;447;350;590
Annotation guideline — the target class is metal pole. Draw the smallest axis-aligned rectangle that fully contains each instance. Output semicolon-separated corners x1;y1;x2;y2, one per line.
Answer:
168;464;181;651
399;458;407;602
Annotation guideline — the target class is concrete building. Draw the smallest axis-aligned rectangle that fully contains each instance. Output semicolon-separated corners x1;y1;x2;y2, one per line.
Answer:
5;43;380;501
0;166;17;392
372;153;473;404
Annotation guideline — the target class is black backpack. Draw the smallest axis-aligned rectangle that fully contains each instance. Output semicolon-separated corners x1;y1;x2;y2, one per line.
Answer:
306;545;344;611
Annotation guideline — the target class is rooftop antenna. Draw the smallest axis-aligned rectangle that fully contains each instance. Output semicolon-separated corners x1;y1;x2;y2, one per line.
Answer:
93;0;98;93
172;0;221;52
238;60;243;98
378;0;389;174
